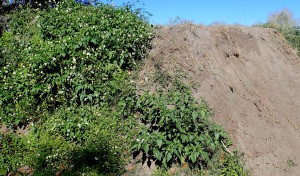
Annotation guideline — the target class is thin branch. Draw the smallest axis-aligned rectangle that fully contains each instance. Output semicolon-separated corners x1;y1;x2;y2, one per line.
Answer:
221;141;233;155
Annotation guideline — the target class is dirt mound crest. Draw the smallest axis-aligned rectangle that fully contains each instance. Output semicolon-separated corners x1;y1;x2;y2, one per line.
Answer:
139;24;300;175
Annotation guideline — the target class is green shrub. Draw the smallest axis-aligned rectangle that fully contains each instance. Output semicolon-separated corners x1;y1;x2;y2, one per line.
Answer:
0;134;24;174
21;106;132;175
0;0;249;174
131;80;231;169
0;0;153;127
0;0;152;174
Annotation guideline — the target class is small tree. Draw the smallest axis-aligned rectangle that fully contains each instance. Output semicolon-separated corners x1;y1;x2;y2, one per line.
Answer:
268;8;299;28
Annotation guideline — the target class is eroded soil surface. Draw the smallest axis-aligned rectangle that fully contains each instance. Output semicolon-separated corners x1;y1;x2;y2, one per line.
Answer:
138;24;300;176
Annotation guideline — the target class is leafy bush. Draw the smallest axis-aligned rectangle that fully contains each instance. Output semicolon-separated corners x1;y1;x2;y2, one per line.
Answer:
0;0;152;175
0;0;153;127
21;106;132;175
131;80;231;168
0;0;248;175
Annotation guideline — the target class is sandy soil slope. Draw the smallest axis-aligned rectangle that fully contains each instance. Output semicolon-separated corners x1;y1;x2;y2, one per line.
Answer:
138;24;300;176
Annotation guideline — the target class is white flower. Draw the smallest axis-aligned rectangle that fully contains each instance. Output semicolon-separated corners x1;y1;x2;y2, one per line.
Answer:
13;71;16;75
78;124;81;128
95;157;98;161
52;57;56;61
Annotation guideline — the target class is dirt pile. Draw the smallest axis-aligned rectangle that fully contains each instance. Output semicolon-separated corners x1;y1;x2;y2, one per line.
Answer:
138;24;300;175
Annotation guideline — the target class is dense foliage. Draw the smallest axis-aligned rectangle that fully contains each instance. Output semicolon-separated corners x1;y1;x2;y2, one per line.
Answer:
0;0;152;127
0;0;152;175
132;81;230;168
0;0;248;175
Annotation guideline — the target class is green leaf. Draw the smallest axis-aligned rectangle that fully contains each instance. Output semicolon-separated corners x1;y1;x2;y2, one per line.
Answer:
201;151;209;162
75;85;82;93
167;152;172;162
190;151;198;163
108;51;113;59
210;143;215;151
189;135;194;141
200;110;206;117
157;139;163;148
162;157;167;168
87;95;92;101
130;143;138;151
180;134;187;142
192;111;198;119
153;148;162;161
176;121;182;131
215;133;220;141
158;116;165;125
180;157;185;164
143;144;149;154
180;105;185;112
80;94;85;102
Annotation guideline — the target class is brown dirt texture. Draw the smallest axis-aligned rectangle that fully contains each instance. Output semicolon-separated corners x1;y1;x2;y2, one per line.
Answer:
137;24;300;176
